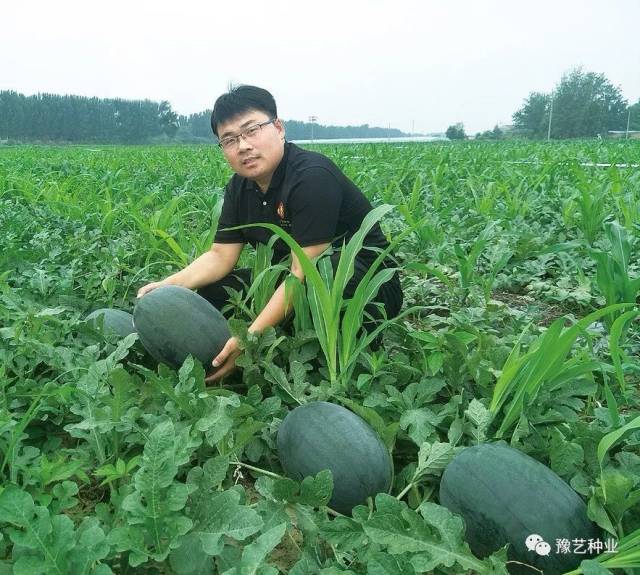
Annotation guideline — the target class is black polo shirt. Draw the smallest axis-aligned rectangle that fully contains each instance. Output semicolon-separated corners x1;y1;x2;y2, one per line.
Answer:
214;142;392;266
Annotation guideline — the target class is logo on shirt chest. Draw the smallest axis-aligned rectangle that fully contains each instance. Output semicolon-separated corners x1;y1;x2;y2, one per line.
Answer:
276;201;291;229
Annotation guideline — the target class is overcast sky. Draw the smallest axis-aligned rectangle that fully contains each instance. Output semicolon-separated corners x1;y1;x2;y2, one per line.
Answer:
3;0;639;134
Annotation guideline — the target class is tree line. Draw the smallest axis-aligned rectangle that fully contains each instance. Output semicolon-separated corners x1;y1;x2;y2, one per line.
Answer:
0;92;180;143
446;67;640;140
182;112;408;142
0;92;408;144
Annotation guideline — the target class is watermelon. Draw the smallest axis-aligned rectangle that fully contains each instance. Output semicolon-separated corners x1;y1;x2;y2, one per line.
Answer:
85;308;136;339
277;401;393;514
439;442;602;575
133;285;230;370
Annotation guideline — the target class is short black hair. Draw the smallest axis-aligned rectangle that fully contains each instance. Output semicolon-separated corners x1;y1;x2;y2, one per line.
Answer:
210;85;277;137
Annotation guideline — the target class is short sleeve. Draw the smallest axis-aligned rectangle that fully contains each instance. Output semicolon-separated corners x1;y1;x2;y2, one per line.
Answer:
214;182;244;244
288;167;342;247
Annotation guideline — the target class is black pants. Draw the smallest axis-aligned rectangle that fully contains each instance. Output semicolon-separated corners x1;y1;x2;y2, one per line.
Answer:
197;253;403;347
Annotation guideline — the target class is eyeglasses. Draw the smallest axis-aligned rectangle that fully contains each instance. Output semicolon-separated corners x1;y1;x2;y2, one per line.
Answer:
218;118;276;150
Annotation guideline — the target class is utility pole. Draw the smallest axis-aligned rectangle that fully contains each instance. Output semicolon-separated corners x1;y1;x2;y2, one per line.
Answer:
547;96;554;141
626;108;631;140
308;116;317;142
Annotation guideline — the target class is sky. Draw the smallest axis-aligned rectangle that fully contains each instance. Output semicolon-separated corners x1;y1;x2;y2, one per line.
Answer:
3;0;640;135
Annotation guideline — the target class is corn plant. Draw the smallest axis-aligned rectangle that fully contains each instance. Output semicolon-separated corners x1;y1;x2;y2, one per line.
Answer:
590;221;640;329
595;415;640;536
234;205;418;388
216;238;292;322
427;156;449;212
481;242;513;304
562;528;640;574
452;222;497;302
571;183;610;246
0;375;49;483
615;171;640;232
609;310;640;392
124;191;223;268
395;175;442;253
467;179;498;217
501;180;531;220
489;303;633;438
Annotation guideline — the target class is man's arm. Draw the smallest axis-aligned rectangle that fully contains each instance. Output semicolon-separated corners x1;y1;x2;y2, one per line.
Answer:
137;242;243;297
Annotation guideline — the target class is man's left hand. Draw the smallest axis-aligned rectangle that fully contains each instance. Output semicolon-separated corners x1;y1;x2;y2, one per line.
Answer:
205;336;241;383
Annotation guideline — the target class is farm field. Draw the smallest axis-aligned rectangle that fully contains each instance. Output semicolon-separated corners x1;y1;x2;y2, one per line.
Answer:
0;140;639;574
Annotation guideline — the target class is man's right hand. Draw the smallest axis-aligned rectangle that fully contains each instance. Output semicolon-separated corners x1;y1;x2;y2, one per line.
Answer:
137;281;167;298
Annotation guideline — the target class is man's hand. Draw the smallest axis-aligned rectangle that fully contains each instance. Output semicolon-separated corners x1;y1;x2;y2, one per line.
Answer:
205;336;241;383
137;281;166;298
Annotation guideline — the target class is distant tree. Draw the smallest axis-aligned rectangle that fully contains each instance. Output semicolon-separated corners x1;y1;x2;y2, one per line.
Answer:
445;123;466;140
513;92;551;138
629;100;640;131
476;125;504;140
281;120;406;140
552;68;627;137
513;68;628;139
195;111;214;138
0;91;23;139
158;100;179;137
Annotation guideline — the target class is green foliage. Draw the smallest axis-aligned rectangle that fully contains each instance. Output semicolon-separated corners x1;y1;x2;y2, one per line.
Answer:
233;204;413;388
1;140;639;573
489;304;632;438
282;119;409;140
513;67;628;138
513;91;552;137
475;125;504;140
0;90;179;143
628;99;640;131
109;420;199;566
445;123;466;140
590;221;640;322
0;485;112;574
357;494;494;573
563;528;640;574
566;170;610;245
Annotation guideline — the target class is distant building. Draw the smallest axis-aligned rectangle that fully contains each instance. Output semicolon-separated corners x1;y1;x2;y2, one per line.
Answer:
607;131;640;139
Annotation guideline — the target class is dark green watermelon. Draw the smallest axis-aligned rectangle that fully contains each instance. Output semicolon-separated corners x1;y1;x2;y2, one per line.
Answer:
439;442;602;575
133;285;230;370
85;308;136;339
277;401;393;515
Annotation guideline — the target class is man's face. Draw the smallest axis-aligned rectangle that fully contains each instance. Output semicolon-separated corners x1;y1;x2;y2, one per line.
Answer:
217;109;285;189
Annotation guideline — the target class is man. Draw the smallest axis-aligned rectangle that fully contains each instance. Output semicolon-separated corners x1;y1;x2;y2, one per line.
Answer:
137;85;402;381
